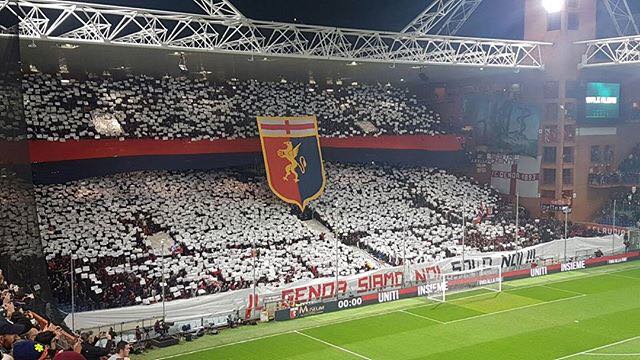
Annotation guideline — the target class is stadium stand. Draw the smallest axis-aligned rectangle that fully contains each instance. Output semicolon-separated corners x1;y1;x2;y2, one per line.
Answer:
0;265;136;360
34;163;593;311
589;143;640;186
595;188;640;227
0;169;43;262
23;73;449;141
37;168;375;311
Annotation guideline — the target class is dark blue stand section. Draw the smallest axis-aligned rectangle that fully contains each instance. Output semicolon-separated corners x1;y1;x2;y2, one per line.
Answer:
32;149;468;184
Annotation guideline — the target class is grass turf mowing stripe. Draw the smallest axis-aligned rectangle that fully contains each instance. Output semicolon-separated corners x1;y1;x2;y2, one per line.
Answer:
139;263;640;360
554;336;640;359
405;302;484;323
294;331;372;360
444;293;586;324
398;309;445;324
582;354;640;357
590;337;640;355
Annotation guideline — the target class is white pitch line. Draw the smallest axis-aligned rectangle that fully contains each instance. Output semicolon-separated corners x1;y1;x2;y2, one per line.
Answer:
554;335;640;360
583;353;640;356
155;265;640;359
607;273;640;280
539;284;586;296
294;330;372;360
399;309;445;324
154;331;292;360
411;290;498;309
445;294;586;325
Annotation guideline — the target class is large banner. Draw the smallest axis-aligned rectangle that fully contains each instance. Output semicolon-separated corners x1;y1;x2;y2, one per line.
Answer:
66;236;626;329
256;116;326;211
490;155;541;198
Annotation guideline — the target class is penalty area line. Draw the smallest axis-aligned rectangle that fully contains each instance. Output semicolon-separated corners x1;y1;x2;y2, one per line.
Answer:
554;335;640;359
294;330;372;360
445;294;586;325
398;309;445;324
583;354;640;357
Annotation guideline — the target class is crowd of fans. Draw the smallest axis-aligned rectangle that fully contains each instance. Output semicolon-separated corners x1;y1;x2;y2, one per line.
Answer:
0;268;134;360
595;188;640;228
0;169;43;263
589;144;640;186
23;73;449;142
587;144;640;226
32;162;596;311
315;164;597;266
36;168;375;311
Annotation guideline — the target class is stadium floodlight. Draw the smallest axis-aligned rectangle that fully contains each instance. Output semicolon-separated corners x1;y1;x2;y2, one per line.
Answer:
542;0;563;13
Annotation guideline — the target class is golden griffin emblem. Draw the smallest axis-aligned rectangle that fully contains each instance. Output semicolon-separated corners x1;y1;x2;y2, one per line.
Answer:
277;141;307;182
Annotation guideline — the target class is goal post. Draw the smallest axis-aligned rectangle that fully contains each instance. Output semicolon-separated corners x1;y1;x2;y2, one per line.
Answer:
426;266;502;303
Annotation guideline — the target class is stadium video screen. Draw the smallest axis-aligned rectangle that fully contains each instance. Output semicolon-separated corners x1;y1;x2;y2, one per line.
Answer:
585;82;620;120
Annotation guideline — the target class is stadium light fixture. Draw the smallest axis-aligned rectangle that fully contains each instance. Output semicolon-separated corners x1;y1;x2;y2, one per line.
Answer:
542;0;563;13
57;43;78;50
347;61;359;66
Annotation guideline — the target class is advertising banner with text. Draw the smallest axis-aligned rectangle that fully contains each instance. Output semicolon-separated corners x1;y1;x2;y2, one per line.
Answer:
66;236;627;329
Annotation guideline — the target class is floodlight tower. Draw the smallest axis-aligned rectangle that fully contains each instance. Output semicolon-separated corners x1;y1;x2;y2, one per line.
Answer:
404;0;638;37
542;0;565;14
524;0;597;220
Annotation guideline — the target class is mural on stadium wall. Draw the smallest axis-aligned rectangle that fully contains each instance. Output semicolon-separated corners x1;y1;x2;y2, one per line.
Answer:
464;94;540;157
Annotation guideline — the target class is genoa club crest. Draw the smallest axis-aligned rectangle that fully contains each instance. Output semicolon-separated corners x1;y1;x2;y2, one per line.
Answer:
257;116;326;211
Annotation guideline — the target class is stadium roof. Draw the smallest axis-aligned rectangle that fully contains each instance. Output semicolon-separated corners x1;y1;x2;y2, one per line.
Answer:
21;40;540;86
2;0;550;73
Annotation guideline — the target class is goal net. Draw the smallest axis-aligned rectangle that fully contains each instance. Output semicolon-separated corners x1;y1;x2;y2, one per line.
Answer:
426;266;502;303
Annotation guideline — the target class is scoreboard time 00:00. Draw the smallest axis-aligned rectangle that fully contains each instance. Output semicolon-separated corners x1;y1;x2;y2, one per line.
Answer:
337;297;364;309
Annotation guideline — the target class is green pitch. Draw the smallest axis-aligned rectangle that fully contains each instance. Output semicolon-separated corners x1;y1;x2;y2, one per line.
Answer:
136;262;640;360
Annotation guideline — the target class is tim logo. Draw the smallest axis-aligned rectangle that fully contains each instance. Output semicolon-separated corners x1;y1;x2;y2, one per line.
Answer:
378;290;399;303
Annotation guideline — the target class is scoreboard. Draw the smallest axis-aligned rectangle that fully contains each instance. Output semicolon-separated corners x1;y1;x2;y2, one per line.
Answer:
584;82;620;120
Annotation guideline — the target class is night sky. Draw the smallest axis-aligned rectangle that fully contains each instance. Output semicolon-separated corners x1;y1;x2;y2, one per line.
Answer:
77;0;524;39
76;0;638;39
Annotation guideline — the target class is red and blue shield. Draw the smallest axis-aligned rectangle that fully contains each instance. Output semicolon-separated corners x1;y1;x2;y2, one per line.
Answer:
257;116;326;211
